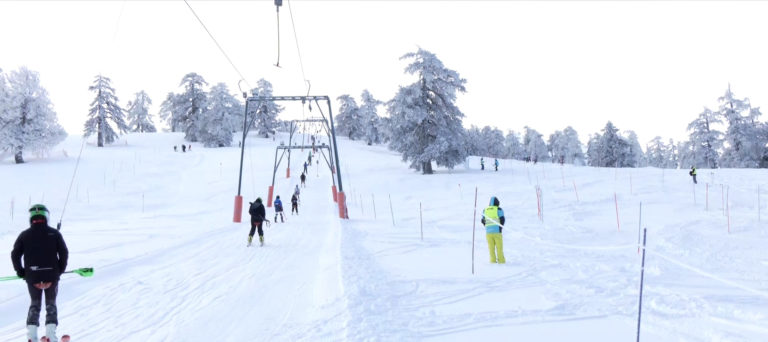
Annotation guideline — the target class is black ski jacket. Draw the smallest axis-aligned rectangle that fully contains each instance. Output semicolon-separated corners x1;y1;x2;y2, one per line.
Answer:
249;202;266;222
11;220;69;283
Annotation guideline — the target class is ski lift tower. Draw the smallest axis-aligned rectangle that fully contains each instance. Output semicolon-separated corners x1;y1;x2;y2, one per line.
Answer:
233;95;347;221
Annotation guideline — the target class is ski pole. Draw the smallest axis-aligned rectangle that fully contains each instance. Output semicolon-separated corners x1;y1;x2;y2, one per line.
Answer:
0;267;94;281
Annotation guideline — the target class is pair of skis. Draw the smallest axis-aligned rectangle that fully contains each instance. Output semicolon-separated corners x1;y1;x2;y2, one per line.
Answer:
37;335;70;342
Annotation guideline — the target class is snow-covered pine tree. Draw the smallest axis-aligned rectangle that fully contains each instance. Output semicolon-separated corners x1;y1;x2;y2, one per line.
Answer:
586;133;601;167
159;92;182;132
717;84;762;168
0;67;9;142
465;125;483;157
377;116;393;144
359;90;382;145
125;91;156;133
177;73;208;142
624;131;645;167
250;79;282;138
677;140;696;170
595;121;630;167
1;67;66;163
664;138;679;169
335;94;360;139
481;126;505;158
504;130;524;160
387;48;468;174
83;74;128;147
561;126;584;165
645;136;668;168
199;83;242;147
686;107;722;168
522;126;549;163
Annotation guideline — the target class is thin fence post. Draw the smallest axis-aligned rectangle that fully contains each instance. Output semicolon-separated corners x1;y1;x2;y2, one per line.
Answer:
360;194;364;215
721;184;725;216
573;180;579;202
692;182;696;205
540;189;544;222
420;202;423;241
472;187;478;275
10;198;14;222
727;186;731;233
535;186;542;220
372;194;377;220
758;185;761;222
636;227;648;342
615;192;621;232
637;202;642;254
389;194;395;227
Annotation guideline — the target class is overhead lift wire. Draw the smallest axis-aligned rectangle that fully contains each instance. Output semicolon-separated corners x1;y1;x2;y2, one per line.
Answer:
287;0;311;96
183;0;251;89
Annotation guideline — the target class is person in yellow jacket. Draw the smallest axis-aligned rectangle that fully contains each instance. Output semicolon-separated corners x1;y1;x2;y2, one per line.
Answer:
481;196;506;263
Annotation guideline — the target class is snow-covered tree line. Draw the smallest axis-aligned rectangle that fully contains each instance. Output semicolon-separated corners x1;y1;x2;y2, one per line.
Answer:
649;85;768;169
334;49;587;172
0;67;67;163
336;48;768;171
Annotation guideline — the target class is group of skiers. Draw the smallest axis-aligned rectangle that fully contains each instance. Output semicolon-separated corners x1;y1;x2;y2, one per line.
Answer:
480;157;500;171
246;183;304;247
173;144;192;152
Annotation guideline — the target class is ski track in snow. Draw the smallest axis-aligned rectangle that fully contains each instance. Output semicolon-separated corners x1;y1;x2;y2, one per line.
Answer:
0;133;767;341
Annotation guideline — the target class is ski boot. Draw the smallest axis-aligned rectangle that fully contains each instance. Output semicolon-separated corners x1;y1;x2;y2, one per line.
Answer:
259;235;264;247
45;324;58;342
27;325;37;342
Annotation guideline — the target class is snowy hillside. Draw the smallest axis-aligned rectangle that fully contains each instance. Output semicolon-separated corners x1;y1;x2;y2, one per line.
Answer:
1;132;767;341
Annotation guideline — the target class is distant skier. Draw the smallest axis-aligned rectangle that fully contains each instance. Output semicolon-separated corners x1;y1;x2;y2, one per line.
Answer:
480;197;506;264
248;198;269;246
480;157;485;170
294;185;300;201
303;161;308;174
181;144;186;153
173;145;177;152
274;196;285;223
494;158;499;171
300;172;307;187
11;204;69;342
291;193;299;215
689;165;697;184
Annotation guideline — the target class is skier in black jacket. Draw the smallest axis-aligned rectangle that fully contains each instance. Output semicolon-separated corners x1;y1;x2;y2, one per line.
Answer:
248;198;269;246
291;194;299;215
11;204;68;342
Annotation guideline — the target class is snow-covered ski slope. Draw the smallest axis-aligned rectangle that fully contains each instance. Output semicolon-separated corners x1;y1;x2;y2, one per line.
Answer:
1;132;767;341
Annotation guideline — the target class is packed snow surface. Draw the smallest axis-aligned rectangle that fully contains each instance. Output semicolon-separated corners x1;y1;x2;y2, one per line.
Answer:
1;132;767;341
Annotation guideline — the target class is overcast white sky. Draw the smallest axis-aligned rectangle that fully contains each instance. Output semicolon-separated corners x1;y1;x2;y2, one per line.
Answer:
2;1;768;146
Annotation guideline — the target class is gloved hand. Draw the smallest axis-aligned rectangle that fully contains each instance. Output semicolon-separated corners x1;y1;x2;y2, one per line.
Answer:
16;269;24;279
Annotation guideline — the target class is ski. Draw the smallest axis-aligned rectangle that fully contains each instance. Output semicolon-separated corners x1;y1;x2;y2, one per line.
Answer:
38;335;71;342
